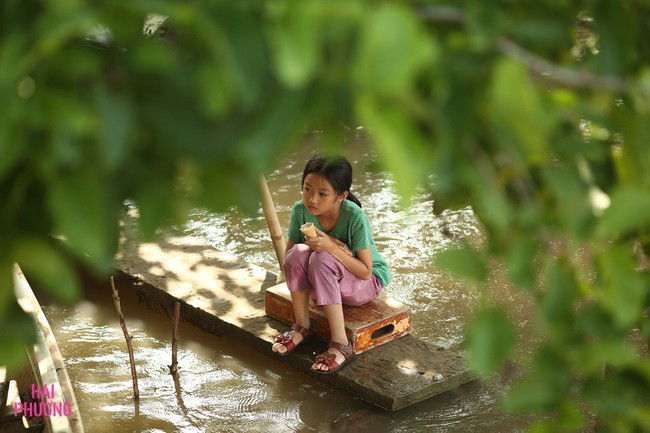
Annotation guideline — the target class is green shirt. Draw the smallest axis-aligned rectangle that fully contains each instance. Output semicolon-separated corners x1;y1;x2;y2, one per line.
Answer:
287;199;391;287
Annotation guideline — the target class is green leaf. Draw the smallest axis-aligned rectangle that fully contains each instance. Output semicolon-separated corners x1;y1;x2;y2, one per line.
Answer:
130;38;175;73
353;3;436;96
464;306;515;376
0;105;25;180
596;245;647;329
575;302;626;343
195;61;232;119
434;245;487;283
268;1;321;88
596;185;650;239
541;260;577;329
584;374;637;415
0;301;36;369
236;89;307;176
488;58;552;164
527;422;557;433
504;347;571;412
555;402;587;432
508;19;573;48
593;2;632;76
642;315;650;341
542;164;592;238
135;178;173;241
221;12;267;109
47;169;119;271
0;260;16;320
95;84;133;170
200;161;260;214
470;180;513;234
505;237;538;292
13;239;81;304
356;97;430;202
575;342;638;375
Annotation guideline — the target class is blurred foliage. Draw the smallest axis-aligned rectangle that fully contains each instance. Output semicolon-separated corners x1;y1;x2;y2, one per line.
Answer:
2;0;650;430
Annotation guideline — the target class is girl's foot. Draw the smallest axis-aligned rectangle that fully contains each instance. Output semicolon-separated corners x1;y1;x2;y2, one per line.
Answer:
311;341;354;373
272;323;315;356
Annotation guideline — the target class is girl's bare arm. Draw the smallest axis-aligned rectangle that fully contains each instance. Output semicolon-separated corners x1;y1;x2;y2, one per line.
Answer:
306;228;373;280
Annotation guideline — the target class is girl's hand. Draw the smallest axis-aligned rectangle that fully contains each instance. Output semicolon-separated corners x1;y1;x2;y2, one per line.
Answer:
332;238;353;256
305;228;335;253
306;228;352;256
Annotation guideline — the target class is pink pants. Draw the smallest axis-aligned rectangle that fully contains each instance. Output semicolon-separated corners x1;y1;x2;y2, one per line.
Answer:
283;244;383;306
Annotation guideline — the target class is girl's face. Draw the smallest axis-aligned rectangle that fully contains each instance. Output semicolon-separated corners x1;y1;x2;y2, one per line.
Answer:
302;173;346;216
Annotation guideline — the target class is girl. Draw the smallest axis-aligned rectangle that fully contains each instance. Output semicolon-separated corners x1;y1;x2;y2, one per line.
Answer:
271;154;391;373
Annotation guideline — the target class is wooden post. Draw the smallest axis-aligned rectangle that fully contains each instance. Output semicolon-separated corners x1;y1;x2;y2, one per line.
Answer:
110;276;139;399
259;174;286;279
169;301;180;375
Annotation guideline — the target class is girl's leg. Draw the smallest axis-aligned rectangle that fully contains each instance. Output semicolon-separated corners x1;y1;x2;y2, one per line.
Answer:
307;252;382;371
284;244;313;328
323;304;347;345
283;244;312;293
307;251;382;306
290;289;311;330
312;304;348;372
273;244;314;354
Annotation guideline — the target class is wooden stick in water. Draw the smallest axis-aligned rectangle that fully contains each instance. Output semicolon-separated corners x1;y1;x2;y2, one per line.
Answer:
169;301;180;375
110;276;140;399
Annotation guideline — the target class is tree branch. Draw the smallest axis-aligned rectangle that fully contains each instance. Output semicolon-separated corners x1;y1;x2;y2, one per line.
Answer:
494;37;630;93
416;5;640;95
111;276;140;399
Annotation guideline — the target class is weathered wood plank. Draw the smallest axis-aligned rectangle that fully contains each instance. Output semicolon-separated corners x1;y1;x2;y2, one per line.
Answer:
13;265;84;433
116;229;475;411
1;380;19;422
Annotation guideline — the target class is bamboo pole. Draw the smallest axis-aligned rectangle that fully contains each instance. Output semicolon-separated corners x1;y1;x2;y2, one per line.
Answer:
169;301;180;375
259;174;286;279
110;276;139;399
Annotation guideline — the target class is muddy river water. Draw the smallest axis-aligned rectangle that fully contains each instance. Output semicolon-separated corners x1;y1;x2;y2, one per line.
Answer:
43;142;538;432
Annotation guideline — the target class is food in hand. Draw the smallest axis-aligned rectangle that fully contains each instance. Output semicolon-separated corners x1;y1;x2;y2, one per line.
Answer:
300;222;317;238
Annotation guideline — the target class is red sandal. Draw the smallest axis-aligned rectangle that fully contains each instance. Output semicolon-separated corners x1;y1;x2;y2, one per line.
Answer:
311;341;354;374
273;323;316;356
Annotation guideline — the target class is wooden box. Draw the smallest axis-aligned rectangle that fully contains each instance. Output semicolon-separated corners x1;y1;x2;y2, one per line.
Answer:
265;283;411;354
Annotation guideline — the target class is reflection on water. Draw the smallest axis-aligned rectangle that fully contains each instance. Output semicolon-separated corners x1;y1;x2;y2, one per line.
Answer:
46;289;312;433
43;143;536;432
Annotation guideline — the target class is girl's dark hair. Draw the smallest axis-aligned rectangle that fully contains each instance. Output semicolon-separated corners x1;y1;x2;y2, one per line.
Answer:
302;154;362;208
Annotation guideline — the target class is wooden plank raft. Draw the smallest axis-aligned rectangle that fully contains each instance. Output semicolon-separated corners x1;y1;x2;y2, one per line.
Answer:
115;229;475;411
